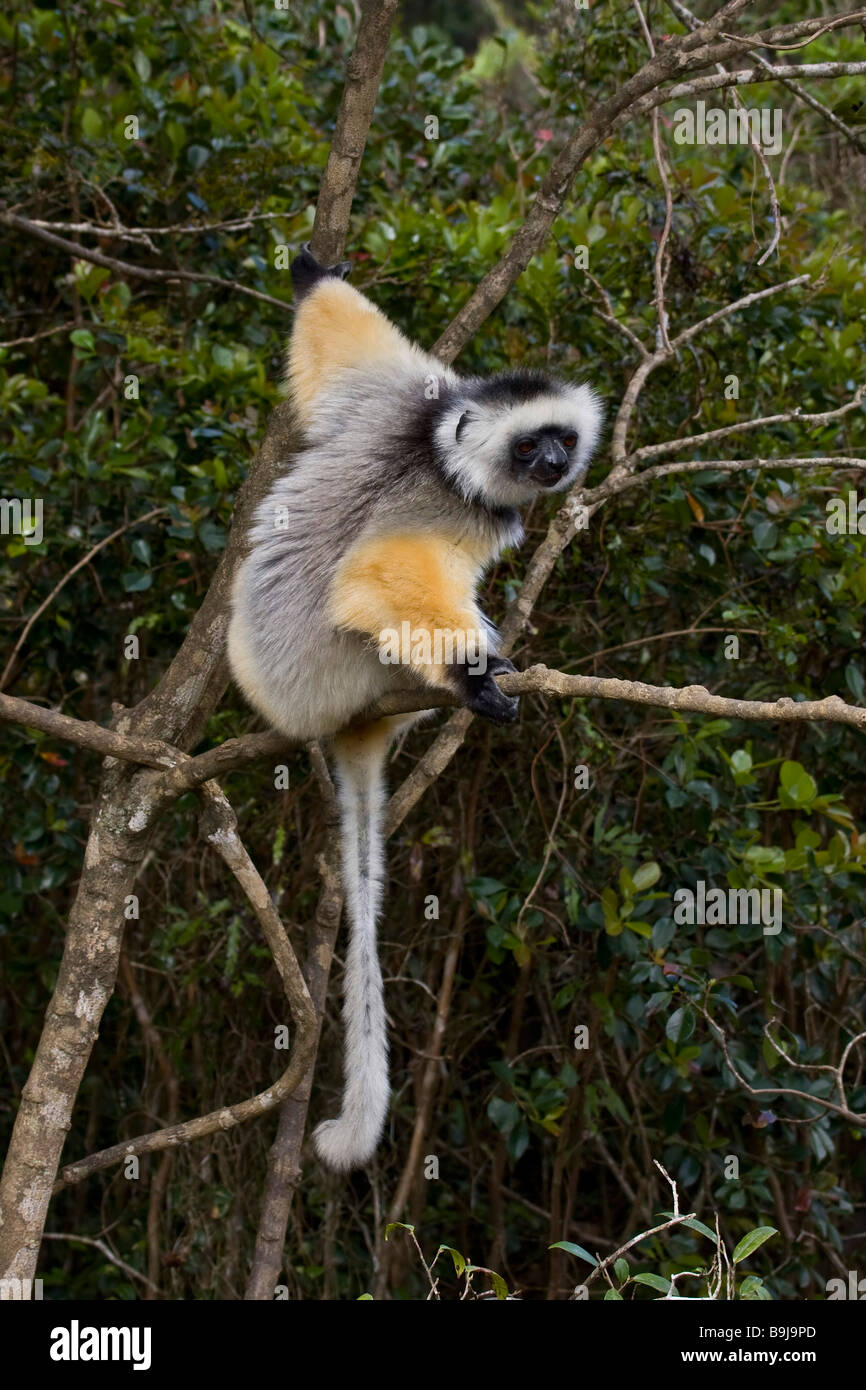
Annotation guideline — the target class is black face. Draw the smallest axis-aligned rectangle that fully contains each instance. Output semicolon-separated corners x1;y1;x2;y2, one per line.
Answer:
511;427;578;488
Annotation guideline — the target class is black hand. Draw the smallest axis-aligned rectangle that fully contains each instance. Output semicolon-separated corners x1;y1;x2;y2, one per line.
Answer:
485;656;517;678
452;658;519;725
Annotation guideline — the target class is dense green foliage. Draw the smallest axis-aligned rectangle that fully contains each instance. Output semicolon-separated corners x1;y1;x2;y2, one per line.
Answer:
1;0;865;1299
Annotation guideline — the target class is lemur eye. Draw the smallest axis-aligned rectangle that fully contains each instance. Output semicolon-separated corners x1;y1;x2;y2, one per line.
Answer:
562;433;578;449
516;438;536;456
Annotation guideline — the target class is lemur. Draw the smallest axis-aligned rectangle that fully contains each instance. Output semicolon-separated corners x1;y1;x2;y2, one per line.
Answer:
227;246;603;1170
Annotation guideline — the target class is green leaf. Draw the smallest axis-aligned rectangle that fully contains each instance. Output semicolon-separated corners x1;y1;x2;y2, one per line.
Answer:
488;1097;519;1133
601;886;622;935
619;865;635;897
744;844;786;872
753;519;778;550
762;1034;782;1071
187;143;210;170
468;877;507;897
485;1269;508;1300
726;975;754;991
633;1272;671;1293
739;1275;772;1301
122;570;153;593
133;48;152;82
197;519;226;553
436;1244;466;1277
357;1292;373;1300
464;1263;508;1299
652;917;676;950
81;107;103;138
632;861;661;891
384;1221;414;1242
70;328;95;352
549;1240;598;1266
732;1226;778;1263
680;1216;720;1243
614;1258;629;1282
604;1288;624;1300
666;1005;696;1045
625;919;652;938
778;760;817;807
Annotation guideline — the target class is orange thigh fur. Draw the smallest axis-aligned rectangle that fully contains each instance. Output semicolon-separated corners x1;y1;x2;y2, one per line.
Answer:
329;533;485;687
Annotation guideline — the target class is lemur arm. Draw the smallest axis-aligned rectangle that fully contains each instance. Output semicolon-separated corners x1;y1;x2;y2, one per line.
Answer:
329;531;518;724
288;245;418;427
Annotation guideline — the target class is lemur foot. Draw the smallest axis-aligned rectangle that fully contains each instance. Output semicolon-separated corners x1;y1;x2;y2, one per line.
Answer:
290;243;352;301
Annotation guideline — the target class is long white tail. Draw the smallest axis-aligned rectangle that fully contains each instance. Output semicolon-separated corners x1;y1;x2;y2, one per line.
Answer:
313;726;390;1171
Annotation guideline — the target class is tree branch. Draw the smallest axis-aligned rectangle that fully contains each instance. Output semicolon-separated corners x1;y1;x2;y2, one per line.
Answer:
0;691;180;768
625;61;866;124
369;665;866;736
633;385;866;462
310;0;400;264
55;783;317;1192
0;212;294;314
701;1007;866;1127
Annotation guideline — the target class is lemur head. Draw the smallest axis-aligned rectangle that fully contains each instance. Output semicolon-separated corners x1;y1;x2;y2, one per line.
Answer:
435;370;604;507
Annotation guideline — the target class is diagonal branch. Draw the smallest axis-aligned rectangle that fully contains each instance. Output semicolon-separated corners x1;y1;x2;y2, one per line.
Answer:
623;61;866;125
610;276;813;464
668;0;866;154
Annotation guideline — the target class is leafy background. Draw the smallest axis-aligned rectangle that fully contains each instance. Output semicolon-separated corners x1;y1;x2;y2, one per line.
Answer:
1;0;865;1298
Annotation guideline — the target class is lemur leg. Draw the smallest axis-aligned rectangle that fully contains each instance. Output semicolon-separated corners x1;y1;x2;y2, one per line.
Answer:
330;532;519;725
332;712;425;769
288;246;417;426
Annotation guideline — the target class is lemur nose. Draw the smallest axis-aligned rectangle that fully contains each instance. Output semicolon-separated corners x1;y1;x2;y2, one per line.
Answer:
535;439;568;480
541;439;567;466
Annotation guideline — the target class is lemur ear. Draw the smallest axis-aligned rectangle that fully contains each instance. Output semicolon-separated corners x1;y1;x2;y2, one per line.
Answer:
456;411;471;441
290;243;352;303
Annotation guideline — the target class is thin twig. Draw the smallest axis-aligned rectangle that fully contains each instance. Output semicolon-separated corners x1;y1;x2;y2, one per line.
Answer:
41;1232;160;1294
633;383;866;461
0;508;167;691
0;212;294;313
633;0;674;350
